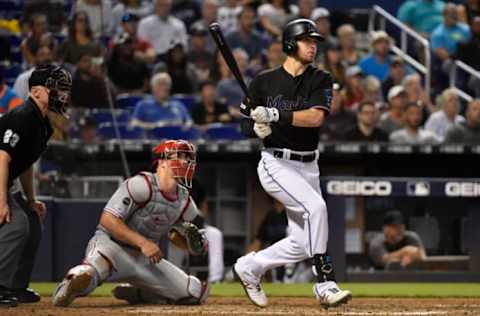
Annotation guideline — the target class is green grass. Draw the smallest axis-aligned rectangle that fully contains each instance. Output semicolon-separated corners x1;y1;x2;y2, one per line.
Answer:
33;282;480;298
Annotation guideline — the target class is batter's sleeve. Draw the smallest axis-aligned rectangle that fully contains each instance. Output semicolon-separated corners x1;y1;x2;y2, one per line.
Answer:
306;72;333;114
103;174;152;219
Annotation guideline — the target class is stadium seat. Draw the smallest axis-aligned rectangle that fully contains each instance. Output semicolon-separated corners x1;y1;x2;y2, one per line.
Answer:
90;109;130;125
7;35;21;47
97;122;143;140
116;94;145;110
171;94;196;111
147;125;201;141
4;63;22;80
10;49;22;63
204;123;245;141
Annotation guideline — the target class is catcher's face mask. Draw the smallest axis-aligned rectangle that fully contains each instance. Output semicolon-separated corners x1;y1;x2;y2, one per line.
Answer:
152;140;197;188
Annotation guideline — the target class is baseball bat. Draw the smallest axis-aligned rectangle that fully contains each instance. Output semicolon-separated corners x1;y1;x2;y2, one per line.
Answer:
208;22;252;113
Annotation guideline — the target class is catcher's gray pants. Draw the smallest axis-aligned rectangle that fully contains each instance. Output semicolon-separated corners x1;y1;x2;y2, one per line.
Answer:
78;231;204;302
0;191;42;289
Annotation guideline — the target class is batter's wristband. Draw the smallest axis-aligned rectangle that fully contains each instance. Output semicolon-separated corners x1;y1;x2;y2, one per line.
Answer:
278;110;293;125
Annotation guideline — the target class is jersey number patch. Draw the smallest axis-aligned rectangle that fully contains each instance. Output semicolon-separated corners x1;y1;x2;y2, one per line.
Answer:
3;129;20;148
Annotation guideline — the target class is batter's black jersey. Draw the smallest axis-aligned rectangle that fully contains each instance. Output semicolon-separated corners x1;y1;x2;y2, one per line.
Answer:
0;98;53;185
246;65;333;151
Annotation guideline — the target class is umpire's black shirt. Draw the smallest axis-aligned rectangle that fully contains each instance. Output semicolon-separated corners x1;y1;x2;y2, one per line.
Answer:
247;65;333;151
0;97;53;186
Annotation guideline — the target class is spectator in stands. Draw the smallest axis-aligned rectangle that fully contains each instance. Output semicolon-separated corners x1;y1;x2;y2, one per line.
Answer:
425;88;465;141
131;72;192;129
322;42;346;86
171;0;201;29
344;101;389;142
191;0;219;54
112;0;153;34
165;43;196;94
379;85;407;135
369;210;426;270
75;0;114;38
0;74;22;114
264;40;285;69
312;7;335;58
217;48;250;119
431;3;471;92
358;31;393;81
57;11;104;67
297;0;316;20
119;13;156;65
319;83;356;141
23;0;66;34
138;0;188;60
457;16;480;97
107;32;149;93
190;81;231;125
390;102;440;144
402;73;436;113
187;24;215;84
337;24;363;67
444;99;480;143
217;0;241;32
13;45;53;100
458;0;480;25
78;115;99;144
258;0;298;37
225;5;271;64
363;75;383;105
21;14;57;67
0;36;11;64
398;0;445;35
341;66;365;111
382;56;407;101
71;53;111;109
247;199;288;282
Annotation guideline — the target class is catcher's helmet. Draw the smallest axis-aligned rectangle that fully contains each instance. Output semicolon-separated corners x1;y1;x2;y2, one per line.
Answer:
152;140;197;188
282;19;324;55
29;65;72;118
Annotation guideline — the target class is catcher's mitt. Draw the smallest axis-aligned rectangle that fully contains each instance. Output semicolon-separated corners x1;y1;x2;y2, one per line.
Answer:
169;222;208;256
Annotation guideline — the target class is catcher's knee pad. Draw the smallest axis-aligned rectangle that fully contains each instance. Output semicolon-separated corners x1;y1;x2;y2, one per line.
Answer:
84;250;116;282
66;264;99;295
177;276;209;305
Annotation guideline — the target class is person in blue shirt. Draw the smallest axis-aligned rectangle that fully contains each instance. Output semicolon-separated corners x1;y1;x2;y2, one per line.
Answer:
397;0;445;35
131;72;192;129
358;31;394;81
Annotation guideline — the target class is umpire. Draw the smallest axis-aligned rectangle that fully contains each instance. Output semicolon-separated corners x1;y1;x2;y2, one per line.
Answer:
0;65;72;307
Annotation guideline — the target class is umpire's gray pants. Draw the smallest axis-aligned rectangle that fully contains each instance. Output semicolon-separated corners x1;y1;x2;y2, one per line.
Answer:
0;192;29;288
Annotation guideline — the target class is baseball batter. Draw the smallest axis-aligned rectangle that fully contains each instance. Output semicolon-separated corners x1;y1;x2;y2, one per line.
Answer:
52;140;209;307
234;19;352;308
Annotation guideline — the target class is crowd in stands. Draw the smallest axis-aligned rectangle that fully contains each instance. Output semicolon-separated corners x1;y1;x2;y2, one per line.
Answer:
0;0;479;144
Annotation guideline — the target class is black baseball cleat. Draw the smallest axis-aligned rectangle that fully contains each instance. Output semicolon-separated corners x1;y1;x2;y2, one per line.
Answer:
0;287;18;308
13;288;41;303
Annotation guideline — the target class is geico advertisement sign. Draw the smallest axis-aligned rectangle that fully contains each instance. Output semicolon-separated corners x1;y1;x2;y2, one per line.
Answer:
445;182;480;197
326;181;392;196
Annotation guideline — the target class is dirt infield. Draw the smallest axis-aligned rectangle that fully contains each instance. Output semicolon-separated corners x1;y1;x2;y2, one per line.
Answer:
2;297;480;316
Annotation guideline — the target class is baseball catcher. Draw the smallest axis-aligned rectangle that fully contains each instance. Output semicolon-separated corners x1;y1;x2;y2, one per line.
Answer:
52;140;209;306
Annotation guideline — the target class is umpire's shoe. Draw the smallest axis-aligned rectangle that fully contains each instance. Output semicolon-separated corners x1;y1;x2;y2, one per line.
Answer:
52;268;93;307
0;286;18;308
232;263;267;308
314;282;352;309
13;288;41;303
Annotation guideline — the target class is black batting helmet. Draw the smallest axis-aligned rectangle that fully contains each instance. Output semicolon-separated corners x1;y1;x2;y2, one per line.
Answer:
282;19;324;55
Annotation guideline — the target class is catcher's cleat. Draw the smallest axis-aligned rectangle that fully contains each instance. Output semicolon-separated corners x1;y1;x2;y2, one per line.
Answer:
233;263;267;308
112;284;146;304
314;283;352;309
52;271;92;307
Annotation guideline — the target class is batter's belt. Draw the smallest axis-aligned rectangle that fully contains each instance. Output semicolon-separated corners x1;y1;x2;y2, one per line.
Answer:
267;148;319;162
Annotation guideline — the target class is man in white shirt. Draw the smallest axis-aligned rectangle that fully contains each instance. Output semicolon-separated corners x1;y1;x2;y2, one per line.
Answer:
137;0;188;59
75;0;114;37
390;102;440;144
425;88;465;142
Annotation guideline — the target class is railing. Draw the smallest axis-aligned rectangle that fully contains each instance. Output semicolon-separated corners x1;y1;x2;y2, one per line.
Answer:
368;5;431;97
449;60;480;102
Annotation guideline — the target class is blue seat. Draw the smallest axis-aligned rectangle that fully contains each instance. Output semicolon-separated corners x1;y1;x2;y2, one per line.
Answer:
8;35;22;47
97;123;143;140
171;94;196;111
4;63;22;81
91;109;130;125
147;126;201;141
116;94;145;110
204;123;245;141
10;49;22;63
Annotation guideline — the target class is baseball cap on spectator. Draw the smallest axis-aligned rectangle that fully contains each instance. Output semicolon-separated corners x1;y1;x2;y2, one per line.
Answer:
345;65;363;78
388;85;406;101
122;13;140;23
370;30;392;46
383;210;405;226
190;24;208;37
391;56;405;67
311;7;330;21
